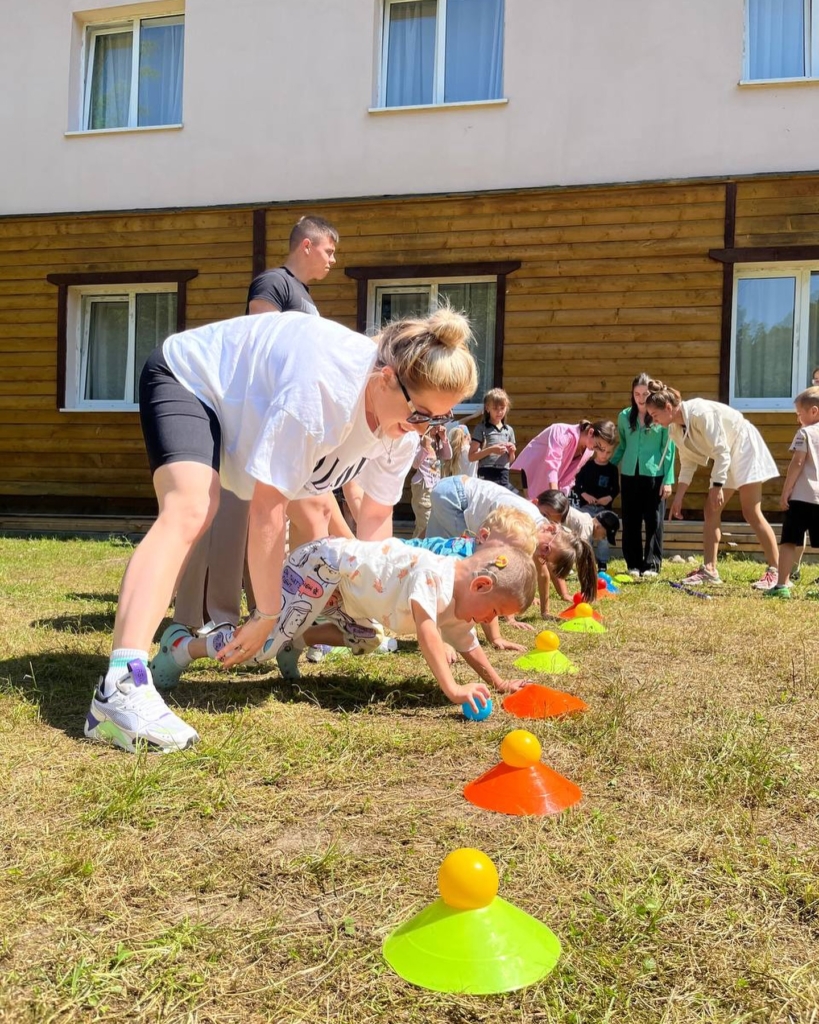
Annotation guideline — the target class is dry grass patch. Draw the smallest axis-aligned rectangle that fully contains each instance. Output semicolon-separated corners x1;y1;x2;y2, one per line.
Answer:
0;537;817;1023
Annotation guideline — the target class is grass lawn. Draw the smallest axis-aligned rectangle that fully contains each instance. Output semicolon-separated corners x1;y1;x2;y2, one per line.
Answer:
0;535;817;1023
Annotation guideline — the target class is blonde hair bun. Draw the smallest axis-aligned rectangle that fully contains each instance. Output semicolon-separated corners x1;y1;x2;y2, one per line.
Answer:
425;305;472;350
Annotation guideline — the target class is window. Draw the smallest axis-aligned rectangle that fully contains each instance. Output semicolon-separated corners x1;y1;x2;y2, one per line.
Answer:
83;13;184;130
730;264;819;409
345;261;520;410
745;0;818;80
47;271;197;411
380;0;504;107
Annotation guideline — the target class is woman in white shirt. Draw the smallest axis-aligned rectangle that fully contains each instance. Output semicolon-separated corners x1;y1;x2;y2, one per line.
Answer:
645;380;779;589
85;307;478;754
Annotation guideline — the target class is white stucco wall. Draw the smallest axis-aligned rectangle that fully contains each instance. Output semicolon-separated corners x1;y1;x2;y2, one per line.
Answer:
2;0;818;215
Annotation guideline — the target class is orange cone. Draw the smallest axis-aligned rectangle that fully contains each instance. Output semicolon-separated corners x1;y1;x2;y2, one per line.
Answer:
464;730;583;816
503;684;588;719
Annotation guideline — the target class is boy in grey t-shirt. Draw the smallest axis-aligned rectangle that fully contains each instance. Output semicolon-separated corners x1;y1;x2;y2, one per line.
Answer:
766;386;819;597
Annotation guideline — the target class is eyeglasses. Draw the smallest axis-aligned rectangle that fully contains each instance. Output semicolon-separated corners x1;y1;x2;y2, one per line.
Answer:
395;373;452;426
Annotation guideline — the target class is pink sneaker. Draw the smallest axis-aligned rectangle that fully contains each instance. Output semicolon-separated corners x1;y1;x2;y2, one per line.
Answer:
751;566;778;591
681;565;723;586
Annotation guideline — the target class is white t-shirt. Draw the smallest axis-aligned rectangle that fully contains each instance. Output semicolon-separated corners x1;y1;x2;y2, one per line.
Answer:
461;476;547;535
337;538;478;652
564;505;594;544
790;423;819;504
163;312;417;502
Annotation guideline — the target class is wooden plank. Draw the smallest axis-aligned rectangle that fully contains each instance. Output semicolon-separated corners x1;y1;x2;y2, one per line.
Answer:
507;287;723;308
505;307;721;328
504;324;720;344
1;481;152;496
0;242;253;269
0;209;255;240
736;178;819;200
0;514;155;535
0;225;254;256
261;183;726;224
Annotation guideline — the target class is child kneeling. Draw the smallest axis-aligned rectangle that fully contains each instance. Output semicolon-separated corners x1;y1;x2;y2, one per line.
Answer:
151;536;536;712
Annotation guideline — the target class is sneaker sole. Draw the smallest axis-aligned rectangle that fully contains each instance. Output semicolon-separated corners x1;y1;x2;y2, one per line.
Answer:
84;705;198;754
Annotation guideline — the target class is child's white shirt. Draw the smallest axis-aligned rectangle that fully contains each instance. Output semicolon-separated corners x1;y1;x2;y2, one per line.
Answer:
335;538;479;652
461;476;546;534
162;311;417;503
789;423;819;503
564;505;594;544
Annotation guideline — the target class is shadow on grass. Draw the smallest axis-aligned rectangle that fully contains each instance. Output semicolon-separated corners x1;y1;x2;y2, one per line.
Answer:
0;642;442;740
32;612;118;634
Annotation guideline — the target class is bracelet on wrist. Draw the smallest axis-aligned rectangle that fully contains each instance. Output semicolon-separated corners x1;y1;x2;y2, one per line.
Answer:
250;607;279;623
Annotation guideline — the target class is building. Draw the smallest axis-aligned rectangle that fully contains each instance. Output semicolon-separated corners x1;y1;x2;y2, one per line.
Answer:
1;0;817;519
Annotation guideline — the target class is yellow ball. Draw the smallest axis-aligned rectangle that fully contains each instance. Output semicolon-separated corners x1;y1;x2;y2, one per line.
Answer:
535;629;560;652
437;848;499;909
575;602;594;618
500;729;542;768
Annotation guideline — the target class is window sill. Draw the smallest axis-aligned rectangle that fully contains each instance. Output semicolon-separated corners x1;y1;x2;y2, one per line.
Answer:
65;124;183;138
738;76;819;88
368;98;508;114
60;406;140;413
729;402;796;413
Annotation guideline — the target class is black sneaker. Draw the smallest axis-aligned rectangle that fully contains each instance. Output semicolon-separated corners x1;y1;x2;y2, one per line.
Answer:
791;565;802;582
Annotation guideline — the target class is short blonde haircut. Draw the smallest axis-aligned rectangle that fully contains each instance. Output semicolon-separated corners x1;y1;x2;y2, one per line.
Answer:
376;302;478;402
479;507;538;557
465;542;537;612
795;386;819;408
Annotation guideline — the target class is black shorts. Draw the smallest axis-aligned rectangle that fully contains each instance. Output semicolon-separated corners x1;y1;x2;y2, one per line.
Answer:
781;499;819;547
139;347;221;475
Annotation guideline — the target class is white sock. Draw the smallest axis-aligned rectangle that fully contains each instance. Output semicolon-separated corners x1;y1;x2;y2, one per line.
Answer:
206;626;235;660
169;634;194;667
103;649;149;695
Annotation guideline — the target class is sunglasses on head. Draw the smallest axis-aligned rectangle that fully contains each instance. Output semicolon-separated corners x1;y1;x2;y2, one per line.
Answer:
395;373;452;426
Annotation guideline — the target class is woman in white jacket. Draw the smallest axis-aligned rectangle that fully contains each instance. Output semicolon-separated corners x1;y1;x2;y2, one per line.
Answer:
645;380;779;589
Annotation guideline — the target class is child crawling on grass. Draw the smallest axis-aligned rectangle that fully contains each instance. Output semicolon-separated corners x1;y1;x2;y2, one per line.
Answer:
405;505;540;652
150;536;537;713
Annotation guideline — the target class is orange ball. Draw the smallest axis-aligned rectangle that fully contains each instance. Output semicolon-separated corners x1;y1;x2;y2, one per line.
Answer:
437;848;499;909
500;729;542;768
575;602;593;618
535;630;560;652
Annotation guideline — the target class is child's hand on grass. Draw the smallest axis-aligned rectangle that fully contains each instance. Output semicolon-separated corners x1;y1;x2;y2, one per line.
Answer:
505;616;535;632
492;677;530;693
491;637;527;653
443;642;458;665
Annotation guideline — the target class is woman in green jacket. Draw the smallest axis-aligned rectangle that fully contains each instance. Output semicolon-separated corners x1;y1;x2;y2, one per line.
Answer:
610;373;676;577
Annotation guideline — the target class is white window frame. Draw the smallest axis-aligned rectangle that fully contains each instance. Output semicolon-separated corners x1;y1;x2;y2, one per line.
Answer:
742;0;819;83
81;12;184;131
730;262;819;411
65;283;178;412
378;0;504;108
367;275;497;412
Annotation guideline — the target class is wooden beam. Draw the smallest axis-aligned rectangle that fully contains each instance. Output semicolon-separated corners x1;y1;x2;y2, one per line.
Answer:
252;208;267;279
708;244;819;263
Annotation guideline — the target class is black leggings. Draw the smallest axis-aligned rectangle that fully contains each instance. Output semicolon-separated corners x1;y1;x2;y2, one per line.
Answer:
139;348;221;475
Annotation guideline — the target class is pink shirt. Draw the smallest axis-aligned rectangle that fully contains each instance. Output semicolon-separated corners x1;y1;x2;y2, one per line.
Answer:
511;422;594;497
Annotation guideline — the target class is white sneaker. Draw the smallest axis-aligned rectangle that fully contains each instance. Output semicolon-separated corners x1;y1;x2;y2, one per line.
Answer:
305;645;327;663
641;570;659;579
628;569;641;578
85;661;199;753
375;637;398;654
751;566;779;591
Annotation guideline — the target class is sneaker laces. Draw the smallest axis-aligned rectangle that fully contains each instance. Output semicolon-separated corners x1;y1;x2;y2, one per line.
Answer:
115;676;176;720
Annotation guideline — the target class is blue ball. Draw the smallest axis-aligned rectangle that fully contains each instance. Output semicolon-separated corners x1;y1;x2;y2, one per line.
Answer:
462;697;493;722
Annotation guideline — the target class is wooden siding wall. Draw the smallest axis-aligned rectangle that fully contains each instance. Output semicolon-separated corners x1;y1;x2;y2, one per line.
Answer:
2;175;817;515
267;185;728;510
0;210;254;512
